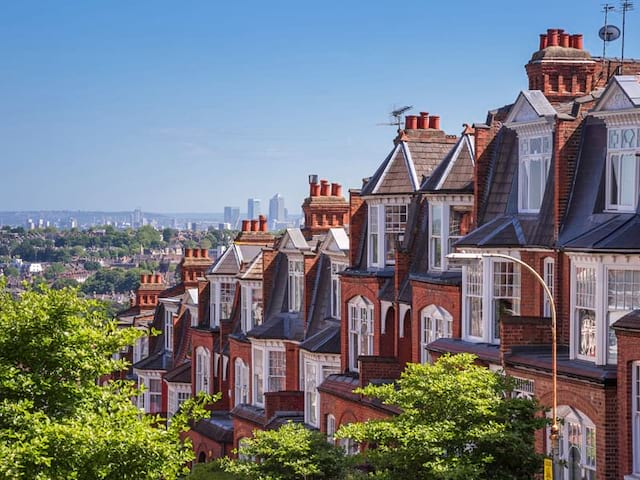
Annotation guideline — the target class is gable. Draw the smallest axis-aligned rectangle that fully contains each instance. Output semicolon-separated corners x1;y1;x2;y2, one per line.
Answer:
505;91;557;126
438;136;475;191
512;98;539;123
374;145;417;194
209;246;240;275
595;78;637;112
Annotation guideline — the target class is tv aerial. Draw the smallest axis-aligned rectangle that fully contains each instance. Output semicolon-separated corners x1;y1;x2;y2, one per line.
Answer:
377;105;413;131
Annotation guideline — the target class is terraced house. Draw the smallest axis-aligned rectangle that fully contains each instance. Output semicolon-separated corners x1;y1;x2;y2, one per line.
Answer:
116;27;640;478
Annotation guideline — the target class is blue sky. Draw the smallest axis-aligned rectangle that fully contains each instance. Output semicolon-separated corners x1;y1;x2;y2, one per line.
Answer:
1;1;637;214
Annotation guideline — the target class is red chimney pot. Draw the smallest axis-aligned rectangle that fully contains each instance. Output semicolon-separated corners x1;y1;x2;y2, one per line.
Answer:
405;115;418;130
560;33;570;48
185;248;193;258
539;34;548;50
251;220;259;232
140;274;147;284
241;220;250;232
320;180;330;196
547;29;559;47
571;34;583;50
155;274;162;283
201;248;208;258
428;115;441;130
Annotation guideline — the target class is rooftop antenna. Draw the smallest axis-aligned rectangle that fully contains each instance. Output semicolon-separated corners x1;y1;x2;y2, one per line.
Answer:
620;1;634;73
601;4;616;61
377;105;413;132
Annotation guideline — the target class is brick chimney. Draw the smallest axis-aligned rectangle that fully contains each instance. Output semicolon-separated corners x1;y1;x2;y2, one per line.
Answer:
301;175;349;239
135;273;166;310
180;248;213;286
525;29;596;102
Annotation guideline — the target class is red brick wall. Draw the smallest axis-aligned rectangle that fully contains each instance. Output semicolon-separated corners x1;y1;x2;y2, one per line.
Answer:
505;365;617;480
186;429;233;462
232;415;262;453
303;254;320;332
359;355;403;387
616;329;640;477
411;281;462;363
229;337;252;408
500;316;552;362
285;342;300;391
191;329;215;400
348;189;365;268
264;391;305;420
261;248;277;314
319;390;392;434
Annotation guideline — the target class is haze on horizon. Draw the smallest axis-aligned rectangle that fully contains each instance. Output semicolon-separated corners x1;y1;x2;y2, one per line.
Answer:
1;0;636;213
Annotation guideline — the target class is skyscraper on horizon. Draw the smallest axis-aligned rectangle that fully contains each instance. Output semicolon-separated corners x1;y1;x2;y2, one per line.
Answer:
223;206;240;228
269;193;285;228
247;198;261;220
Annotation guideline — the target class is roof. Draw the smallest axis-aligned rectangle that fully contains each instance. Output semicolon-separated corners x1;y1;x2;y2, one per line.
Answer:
612;310;640;331
362;131;457;196
132;350;172;372
299;324;341;354
164;361;191;383
421;134;475;193
240;252;263;281
559;119;640;251
247;312;305;342
427;338;500;364
281;229;310;251
504;90;557;125
593;75;640;111
192;413;234;443
323;228;349;253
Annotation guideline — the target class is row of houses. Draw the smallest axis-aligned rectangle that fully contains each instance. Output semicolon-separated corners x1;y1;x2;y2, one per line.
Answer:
116;28;640;479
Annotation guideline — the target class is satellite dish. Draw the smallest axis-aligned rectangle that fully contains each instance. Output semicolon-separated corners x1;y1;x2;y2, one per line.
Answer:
599;25;621;42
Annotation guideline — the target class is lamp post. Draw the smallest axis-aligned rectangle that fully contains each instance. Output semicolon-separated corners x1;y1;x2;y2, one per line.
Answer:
446;252;559;478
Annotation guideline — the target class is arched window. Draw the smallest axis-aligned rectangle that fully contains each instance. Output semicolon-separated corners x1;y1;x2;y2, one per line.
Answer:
195;347;211;394
348;296;374;372
326;414;336;445
551;406;596;479
198;452;206;463
420;305;453;364
234;358;249;406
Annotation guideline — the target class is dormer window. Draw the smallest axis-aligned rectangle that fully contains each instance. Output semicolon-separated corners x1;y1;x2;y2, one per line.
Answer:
241;284;263;333
368;202;408;268
429;202;472;271
164;309;173;352
606;127;639;212
288;259;304;312
210;280;236;327
518;134;551;213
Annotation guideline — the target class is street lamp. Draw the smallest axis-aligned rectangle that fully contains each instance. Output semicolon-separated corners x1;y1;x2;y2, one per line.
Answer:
446;252;559;478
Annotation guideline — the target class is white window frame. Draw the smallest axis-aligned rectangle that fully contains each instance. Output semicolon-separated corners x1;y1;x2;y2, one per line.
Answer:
195;347;211;394
326;414;336;445
330;262;346;319
420;305;453;364
136;373;163;414
348;296;374;372
569;255;640;366
301;353;340;428
367;198;409;269
234;358;249;407
167;383;191;420
241;282;263;334
210;277;236;328
133;334;149;364
518;133;552;213
164;309;174;352
462;254;521;344
429;201;473;271
551;406;597;479
288;258;304;313
605;126;639;212
251;343;286;408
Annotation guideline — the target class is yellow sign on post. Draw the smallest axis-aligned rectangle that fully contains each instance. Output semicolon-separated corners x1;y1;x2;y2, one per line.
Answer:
544;458;553;480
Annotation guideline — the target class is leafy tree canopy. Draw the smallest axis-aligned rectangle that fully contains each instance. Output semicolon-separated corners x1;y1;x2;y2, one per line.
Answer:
0;282;213;479
336;353;547;480
222;422;350;480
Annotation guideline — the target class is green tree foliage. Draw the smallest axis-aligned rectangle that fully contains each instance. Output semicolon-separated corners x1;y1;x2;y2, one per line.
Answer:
222;422;349;480
44;263;65;280
51;277;80;290
135;225;164;250
0;282;215;479
3;266;19;278
81;268;147;295
83;260;102;271
336;354;547;480
162;228;176;243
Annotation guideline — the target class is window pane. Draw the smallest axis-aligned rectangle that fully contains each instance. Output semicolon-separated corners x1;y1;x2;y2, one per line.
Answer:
610;154;620;205
529;159;543;210
620;154;636;206
431;205;442;235
578;309;597;358
521;163;529;210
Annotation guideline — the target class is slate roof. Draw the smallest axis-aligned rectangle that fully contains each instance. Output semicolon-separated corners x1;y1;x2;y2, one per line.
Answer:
192;413;234;443
428;338;500;364
164;360;191;383
282;229;310;250
421;134;475;193
299;323;341;354
133;350;173;372
240;252;263;280
247;312;305;342
558;118;640;251
593;75;640;110
361;130;457;196
612;310;640;331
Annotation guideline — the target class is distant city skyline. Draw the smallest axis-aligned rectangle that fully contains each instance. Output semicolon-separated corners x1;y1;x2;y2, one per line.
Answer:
1;1;637;212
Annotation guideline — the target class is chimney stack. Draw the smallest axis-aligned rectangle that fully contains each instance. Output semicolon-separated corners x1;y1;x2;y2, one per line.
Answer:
405;115;418;130
320;179;330;196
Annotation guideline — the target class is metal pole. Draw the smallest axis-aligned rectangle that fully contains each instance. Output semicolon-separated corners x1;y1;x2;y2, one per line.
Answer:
480;253;559;478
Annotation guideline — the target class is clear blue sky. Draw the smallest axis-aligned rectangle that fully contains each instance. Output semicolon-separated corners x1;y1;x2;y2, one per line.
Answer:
1;1;637;214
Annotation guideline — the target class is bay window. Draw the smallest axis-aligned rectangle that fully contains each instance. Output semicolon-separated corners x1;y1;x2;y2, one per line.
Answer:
518;134;552;213
420;305;453;364
330;262;346;319
167;386;191;419
368;201;408;268
571;256;640;365
211;279;236;327
288;259;304;312
552;406;596;479
234;358;249;406
195;347;211;394
429;202;472;270
241;284;263;333
606;126;639;211
302;356;340;427
252;344;286;407
348;296;374;372
463;256;520;343
147;378;162;414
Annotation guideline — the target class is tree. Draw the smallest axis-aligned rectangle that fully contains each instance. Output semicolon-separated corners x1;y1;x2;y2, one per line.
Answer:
0;281;213;479
336;354;547;480
44;262;65;280
222;422;350;480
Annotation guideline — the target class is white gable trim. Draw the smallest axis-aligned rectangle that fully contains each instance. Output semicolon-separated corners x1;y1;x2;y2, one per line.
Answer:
401;142;420;190
372;144;402;194
594;79;636;113
435;135;475;191
208;245;240;276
